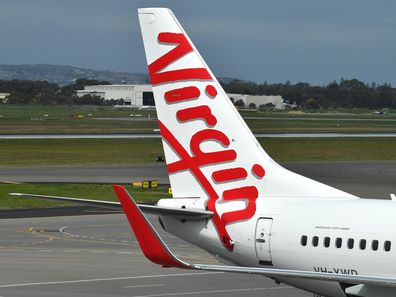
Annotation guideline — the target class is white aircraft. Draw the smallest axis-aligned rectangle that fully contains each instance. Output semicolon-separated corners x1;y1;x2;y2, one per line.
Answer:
11;8;396;297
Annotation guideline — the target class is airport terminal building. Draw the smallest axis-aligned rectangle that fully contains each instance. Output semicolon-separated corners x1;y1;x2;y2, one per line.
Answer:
77;84;284;109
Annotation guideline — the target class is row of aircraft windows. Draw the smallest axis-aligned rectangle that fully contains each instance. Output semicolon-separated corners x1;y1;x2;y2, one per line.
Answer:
301;235;392;252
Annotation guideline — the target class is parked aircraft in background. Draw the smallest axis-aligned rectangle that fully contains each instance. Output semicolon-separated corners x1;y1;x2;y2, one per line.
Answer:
12;8;396;297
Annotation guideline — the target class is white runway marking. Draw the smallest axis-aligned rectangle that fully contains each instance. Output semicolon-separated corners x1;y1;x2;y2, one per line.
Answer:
0;272;223;288
59;226;68;233
123;284;164;289
131;286;291;297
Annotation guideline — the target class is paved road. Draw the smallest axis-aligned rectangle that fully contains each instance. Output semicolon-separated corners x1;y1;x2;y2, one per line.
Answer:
1;161;395;198
0;214;310;297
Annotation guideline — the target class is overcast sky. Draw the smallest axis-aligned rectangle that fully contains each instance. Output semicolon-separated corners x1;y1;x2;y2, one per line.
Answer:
1;0;395;85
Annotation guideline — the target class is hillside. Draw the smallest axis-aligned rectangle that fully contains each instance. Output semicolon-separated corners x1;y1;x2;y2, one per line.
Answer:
0;64;149;86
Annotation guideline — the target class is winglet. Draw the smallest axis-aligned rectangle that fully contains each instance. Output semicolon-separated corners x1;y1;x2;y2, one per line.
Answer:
112;184;192;269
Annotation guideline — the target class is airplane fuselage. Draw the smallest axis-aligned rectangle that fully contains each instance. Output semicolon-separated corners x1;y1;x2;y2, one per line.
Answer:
159;197;396;297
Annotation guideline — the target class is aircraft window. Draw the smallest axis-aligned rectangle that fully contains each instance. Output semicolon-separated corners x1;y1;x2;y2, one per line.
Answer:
360;239;367;250
347;238;354;249
301;235;307;246
372;240;379;251
335;237;342;248
323;237;330;248
384;241;392;252
312;236;319;247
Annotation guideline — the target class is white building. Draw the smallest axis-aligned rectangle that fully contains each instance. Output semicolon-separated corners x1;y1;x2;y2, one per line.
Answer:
77;85;284;109
76;85;154;106
227;93;284;109
0;93;10;103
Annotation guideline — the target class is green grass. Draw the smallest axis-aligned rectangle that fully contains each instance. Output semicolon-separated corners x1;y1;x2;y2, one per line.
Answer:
0;183;171;209
1;138;396;167
259;137;396;162
0;138;163;166
2;137;396;209
0;105;158;133
2;105;396;133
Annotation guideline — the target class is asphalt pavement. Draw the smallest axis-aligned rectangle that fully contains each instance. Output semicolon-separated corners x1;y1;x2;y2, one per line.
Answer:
0;214;310;297
1;161;395;296
1;161;395;198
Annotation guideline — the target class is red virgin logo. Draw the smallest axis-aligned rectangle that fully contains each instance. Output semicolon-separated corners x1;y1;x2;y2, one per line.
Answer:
148;32;265;251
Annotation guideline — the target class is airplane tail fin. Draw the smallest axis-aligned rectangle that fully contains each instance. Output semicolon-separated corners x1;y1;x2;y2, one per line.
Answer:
138;8;356;248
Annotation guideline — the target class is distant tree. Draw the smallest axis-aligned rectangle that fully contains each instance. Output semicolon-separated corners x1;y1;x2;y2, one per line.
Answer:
304;98;319;109
234;99;245;108
73;94;104;105
2;77;396;108
259;103;275;111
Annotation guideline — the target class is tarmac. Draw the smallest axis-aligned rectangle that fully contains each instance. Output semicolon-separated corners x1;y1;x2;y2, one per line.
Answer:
0;214;310;297
1;161;396;296
1;161;396;198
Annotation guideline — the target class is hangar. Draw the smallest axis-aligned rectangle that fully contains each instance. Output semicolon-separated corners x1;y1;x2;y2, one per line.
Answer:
76;84;154;106
227;93;285;109
77;85;285;109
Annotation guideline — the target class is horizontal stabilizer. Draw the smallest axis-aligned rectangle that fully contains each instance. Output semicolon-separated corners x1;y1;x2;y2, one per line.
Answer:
8;192;213;221
115;184;396;288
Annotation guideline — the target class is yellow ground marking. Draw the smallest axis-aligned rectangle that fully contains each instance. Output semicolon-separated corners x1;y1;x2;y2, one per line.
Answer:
25;227;135;247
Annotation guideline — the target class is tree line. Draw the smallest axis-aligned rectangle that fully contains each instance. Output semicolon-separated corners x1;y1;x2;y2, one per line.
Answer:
221;79;396;109
1;78;396;109
0;79;122;105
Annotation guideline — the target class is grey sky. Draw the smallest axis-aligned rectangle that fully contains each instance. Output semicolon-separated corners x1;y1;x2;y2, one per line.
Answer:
1;0;395;85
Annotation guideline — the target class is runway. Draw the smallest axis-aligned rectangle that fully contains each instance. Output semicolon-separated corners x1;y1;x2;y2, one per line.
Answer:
2;161;396;198
0;214;310;297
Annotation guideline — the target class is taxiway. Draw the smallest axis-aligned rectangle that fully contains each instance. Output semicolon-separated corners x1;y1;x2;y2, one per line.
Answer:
0;214;310;297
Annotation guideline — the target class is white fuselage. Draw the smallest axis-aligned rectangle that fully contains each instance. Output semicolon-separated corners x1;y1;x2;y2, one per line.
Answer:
158;197;396;297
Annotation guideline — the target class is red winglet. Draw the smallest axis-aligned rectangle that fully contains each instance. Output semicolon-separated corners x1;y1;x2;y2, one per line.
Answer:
113;185;191;269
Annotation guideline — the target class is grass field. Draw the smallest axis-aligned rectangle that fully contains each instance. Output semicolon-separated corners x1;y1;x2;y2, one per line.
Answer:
1;137;396;167
0;138;163;166
0;105;158;133
2;105;396;209
2;105;396;133
0;183;171;209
